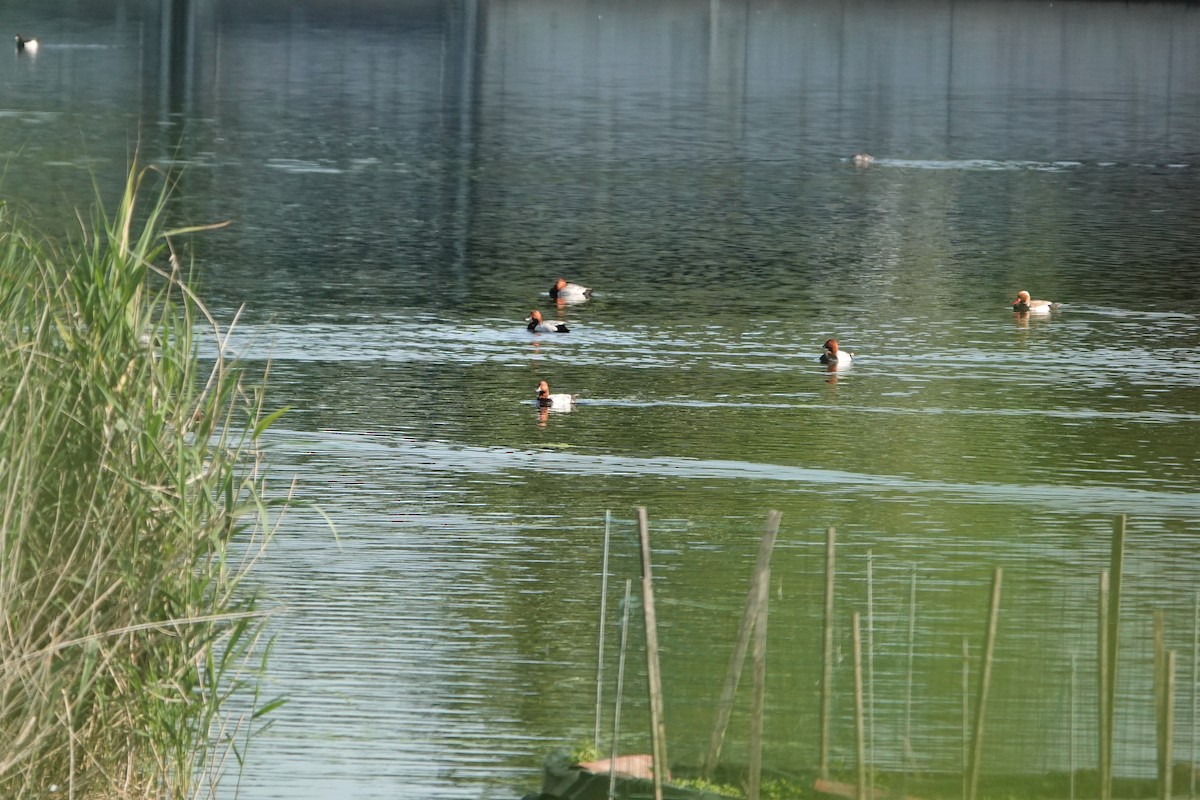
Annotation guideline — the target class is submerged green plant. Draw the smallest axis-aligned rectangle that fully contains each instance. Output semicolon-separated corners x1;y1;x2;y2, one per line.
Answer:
0;164;286;798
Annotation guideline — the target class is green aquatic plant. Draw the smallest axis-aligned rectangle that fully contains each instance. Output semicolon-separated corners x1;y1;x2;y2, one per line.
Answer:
0;164;285;798
568;741;601;765
671;776;746;797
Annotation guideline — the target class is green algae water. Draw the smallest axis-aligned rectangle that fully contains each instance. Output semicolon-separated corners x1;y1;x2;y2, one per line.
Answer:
3;0;1200;797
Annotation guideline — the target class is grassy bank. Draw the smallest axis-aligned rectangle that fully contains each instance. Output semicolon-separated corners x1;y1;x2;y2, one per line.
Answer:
0;166;282;798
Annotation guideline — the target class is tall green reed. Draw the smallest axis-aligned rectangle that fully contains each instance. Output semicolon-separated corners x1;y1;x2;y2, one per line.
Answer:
0;165;285;799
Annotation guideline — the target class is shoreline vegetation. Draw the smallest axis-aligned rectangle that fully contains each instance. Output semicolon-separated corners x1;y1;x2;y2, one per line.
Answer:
0;165;284;798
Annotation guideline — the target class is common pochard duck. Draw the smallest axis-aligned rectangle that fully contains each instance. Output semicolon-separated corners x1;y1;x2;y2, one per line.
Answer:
526;310;570;333
1012;291;1061;314
852;153;874;166
15;35;38;54
819;338;854;368
549;278;592;301
536;380;576;409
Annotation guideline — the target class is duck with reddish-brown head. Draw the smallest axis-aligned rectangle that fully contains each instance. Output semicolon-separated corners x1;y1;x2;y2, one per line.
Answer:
819;338;854;369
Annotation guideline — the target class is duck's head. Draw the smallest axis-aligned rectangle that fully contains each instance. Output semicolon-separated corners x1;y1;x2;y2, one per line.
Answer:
1013;290;1031;304
823;338;839;354
526;310;544;324
553;278;567;291
536;380;552;406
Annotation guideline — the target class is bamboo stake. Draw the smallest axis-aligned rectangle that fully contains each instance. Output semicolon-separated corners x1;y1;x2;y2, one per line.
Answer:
904;569;917;776
1163;651;1177;800
867;551;876;794
819;526;837;780
962;638;970;800
704;510;782;777
748;562;771;800
966;567;1003;800
595;510;613;749
1156;610;1167;784
1192;593;1198;800
610;580;633;800
1098;570;1111;800
1069;653;1077;800
637;507;668;800
1103;516;1126;800
853;611;867;800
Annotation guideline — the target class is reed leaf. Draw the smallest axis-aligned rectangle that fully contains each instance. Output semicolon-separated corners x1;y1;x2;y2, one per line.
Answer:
0;164;282;799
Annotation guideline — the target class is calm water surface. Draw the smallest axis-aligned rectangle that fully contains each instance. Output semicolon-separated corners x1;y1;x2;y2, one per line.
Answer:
4;1;1200;797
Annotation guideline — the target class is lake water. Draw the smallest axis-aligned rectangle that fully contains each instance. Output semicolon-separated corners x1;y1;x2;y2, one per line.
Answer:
4;0;1200;797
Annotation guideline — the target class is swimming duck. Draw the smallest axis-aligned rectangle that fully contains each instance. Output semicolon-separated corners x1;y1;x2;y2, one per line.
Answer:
852;153;874;166
526;309;570;333
536;380;576;409
15;35;38;54
819;338;854;367
549;277;592;301
1011;291;1061;314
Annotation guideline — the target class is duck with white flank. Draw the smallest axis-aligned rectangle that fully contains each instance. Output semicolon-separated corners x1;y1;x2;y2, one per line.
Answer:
526;309;570;333
819;338;854;368
15;35;38;54
1011;290;1061;314
549;277;592;301
536;380;576;410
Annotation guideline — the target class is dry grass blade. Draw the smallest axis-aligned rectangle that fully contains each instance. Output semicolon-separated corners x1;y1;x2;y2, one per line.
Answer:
0;164;284;799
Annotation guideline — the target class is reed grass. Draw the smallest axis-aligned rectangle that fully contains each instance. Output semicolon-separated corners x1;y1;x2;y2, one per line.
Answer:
0;164;284;799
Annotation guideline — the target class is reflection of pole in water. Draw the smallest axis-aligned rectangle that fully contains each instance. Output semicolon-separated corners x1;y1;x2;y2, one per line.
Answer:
160;0;196;122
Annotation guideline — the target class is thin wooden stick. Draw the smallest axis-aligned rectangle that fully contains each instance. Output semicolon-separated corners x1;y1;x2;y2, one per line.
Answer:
1192;593;1198;800
819;526;836;780
704;510;782;777
1156;610;1166;785
637;507;668;800
1069;653;1077;800
867;551;876;794
966;567;1003;800
609;580;633;800
962;638;970;800
1103;516;1126;800
594;510;613;749
1162;650;1177;800
853;611;867;800
748;563;771;800
904;569;917;776
1185;592;1195;800
1098;570;1111;800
